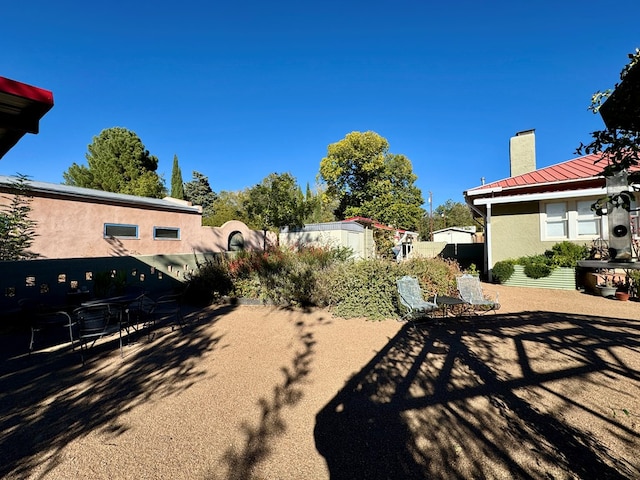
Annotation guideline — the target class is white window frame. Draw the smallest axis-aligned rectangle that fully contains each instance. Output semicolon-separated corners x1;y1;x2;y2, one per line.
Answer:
104;223;139;239
576;199;601;237
153;226;180;240
540;199;605;241
542;202;569;240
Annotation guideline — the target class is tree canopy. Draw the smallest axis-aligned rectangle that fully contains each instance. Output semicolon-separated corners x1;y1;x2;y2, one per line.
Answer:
0;174;38;260
170;155;184;199
244;172;307;233
577;49;640;180
319;131;424;230
184;171;217;217
63;127;166;198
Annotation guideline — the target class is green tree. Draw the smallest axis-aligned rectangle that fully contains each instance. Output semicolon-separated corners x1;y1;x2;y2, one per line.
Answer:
577;48;640;180
170;155;184;199
319;131;424;229
205;190;250;227
184;171;217;218
63;127;166;198
0;174;38;260
244;172;306;237
303;183;337;224
428;199;477;232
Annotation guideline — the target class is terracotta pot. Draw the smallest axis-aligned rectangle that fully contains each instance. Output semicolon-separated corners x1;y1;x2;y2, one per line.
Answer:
615;291;630;301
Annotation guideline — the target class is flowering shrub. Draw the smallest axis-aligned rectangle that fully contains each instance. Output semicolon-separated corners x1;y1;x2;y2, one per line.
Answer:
186;246;465;321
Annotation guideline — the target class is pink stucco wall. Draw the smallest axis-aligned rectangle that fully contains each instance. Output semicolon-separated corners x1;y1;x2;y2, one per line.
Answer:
0;185;275;259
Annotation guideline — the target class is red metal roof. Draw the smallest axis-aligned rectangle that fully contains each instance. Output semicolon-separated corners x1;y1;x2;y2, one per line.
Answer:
466;153;640;197
0;76;54;159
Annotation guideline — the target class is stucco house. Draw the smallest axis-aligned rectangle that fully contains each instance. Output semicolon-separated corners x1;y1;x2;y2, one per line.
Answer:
0;175;272;259
464;130;639;277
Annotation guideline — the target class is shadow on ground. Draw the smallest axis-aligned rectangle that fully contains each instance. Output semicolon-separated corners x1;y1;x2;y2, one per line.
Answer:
0;304;236;479
208;309;328;480
315;312;640;479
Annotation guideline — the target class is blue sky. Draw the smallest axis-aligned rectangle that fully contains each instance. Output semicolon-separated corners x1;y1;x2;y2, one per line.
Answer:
2;0;638;209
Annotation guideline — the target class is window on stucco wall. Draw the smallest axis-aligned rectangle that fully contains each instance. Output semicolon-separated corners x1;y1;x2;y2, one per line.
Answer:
544;202;568;238
154;227;180;240
104;223;138;239
541;200;604;241
576;200;600;236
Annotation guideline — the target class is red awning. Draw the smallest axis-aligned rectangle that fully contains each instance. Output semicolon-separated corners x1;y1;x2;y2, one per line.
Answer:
0;76;54;159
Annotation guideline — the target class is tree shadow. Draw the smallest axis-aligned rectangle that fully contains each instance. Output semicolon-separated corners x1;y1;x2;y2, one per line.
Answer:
0;304;238;478
207;312;328;480
314;312;640;479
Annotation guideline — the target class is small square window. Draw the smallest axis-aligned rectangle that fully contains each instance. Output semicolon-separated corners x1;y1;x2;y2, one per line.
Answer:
58;274;67;283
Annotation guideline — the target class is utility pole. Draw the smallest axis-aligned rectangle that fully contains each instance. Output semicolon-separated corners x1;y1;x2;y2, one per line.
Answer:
428;191;433;241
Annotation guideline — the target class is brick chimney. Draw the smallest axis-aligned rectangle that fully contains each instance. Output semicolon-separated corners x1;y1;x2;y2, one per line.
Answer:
509;129;536;177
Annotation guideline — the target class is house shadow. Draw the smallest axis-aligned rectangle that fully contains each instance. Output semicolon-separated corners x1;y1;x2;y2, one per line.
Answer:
314;312;640;479
0;304;238;479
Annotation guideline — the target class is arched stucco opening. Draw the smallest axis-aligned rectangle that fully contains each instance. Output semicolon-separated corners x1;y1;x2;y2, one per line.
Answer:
228;231;245;251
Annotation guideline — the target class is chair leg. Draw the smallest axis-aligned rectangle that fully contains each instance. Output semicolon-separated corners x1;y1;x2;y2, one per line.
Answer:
29;327;37;354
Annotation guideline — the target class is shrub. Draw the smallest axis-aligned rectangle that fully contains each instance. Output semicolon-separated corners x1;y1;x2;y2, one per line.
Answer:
313;256;462;320
545;241;589;268
227;245;351;307
492;260;515;283
523;262;552;279
314;259;403;320
401;257;462;297
184;256;233;305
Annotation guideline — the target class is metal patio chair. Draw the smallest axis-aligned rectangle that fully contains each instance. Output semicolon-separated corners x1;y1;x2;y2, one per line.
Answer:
72;303;125;364
151;294;185;332
456;274;500;315
29;309;75;354
396;276;439;323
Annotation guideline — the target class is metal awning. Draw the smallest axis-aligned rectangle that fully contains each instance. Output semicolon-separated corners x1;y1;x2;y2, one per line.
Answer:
0;76;54;159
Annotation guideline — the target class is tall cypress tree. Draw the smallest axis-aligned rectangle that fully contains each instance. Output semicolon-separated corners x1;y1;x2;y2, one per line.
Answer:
170;155;184;199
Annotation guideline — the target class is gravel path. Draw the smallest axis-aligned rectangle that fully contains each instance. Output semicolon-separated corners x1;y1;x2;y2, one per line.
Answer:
1;284;639;479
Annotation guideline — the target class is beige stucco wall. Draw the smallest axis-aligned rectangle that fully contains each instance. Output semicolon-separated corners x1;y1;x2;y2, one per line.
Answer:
279;227;375;259
490;202;546;264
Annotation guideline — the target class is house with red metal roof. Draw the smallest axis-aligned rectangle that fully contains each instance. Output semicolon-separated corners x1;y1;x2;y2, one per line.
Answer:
464;130;639;277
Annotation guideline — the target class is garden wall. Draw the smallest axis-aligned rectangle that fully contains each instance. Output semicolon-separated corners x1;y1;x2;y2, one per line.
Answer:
502;265;577;290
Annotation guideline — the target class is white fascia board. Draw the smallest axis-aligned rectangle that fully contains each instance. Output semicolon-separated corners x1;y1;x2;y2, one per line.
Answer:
472;187;606;206
466;176;602;198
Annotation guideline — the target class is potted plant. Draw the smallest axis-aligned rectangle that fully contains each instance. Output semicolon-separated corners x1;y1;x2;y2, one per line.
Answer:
615;276;630;301
596;277;617;298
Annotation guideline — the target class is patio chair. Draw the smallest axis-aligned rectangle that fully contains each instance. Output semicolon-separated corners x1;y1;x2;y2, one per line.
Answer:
29;309;75;354
72;303;125;364
151;294;185;332
396;276;439;322
124;294;157;335
456;274;500;315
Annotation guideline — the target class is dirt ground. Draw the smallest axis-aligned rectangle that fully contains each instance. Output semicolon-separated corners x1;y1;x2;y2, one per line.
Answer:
1;283;639;479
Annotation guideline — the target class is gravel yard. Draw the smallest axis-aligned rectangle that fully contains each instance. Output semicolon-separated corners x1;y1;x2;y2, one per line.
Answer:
1;283;639;479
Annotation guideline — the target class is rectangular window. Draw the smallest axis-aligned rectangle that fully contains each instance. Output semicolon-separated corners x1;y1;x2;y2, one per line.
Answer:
104;223;138;239
576;200;600;236
154;226;180;240
545;202;568;238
